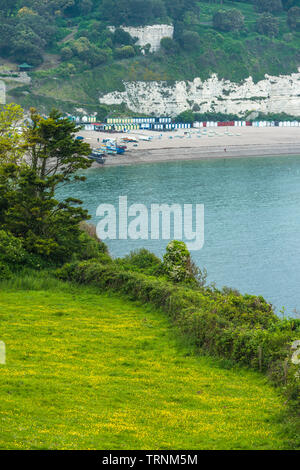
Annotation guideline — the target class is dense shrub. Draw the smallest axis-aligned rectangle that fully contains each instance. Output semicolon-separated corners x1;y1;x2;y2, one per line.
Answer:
181;31;200;51
163;240;206;286
256;13;280;37
160;37;179;55
175;111;243;124
60;46;73;61
174;110;195;123
79;222;108;253
100;0;172;26
254;0;283;13
76;232;110;261
287;6;300;30
116;248;163;276
163;240;191;282
85;46;108;66
213;9;245;32
115;45;135;59
57;259;279;328
0;262;12;280
113;28;134;46
0;230;57;270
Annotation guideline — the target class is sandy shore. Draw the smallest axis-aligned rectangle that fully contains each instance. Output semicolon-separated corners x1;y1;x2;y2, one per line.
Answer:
79;127;300;166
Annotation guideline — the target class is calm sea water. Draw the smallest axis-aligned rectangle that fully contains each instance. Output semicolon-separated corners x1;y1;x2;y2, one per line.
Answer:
58;155;300;316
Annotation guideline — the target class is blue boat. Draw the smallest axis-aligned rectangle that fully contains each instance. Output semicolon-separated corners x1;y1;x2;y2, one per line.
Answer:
88;149;106;164
106;148;117;154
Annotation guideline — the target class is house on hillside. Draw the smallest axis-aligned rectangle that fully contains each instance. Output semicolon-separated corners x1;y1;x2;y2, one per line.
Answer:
18;63;33;73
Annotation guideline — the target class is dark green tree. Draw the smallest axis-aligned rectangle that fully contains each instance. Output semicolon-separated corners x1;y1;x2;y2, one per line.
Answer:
0;164;89;261
175;110;195;123
23;0;75;16
164;0;197;20
100;0;190;26
113;28;134;46
0;0;16;16
85;46;108;66
160;37;179;54
18;10;56;45
282;0;298;9
151;0;167;18
256;13;279;37
78;0;93;14
0;108;92;262
253;0;283;13
287;6;300;30
23;108;91;182
213;9;244;32
60;46;73;60
115;45;135;59
181;31;200;51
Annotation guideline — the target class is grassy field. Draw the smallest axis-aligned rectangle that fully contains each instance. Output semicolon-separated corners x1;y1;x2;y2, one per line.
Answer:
0;275;294;450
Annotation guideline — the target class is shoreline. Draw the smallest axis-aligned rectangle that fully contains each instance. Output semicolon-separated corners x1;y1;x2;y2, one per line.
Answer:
103;143;300;166
78;127;300;167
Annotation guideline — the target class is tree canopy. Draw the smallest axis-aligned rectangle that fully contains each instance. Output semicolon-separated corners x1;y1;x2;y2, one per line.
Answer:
253;0;283;13
213;9;245;32
0;104;24;165
256;13;280;37
287;6;300;30
0;105;93;262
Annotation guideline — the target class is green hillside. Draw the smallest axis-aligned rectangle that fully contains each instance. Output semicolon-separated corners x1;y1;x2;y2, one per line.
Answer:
1;0;299;114
0;273;294;450
0;106;299;450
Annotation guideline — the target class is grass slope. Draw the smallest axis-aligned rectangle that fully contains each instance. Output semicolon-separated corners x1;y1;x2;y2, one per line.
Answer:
0;276;292;450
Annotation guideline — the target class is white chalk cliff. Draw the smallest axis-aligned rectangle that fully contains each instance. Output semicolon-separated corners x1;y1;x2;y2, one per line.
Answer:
99;71;300;117
108;24;174;52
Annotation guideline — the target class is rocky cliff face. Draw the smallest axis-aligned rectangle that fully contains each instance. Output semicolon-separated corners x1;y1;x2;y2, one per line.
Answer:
108;24;174;52
99;71;300;116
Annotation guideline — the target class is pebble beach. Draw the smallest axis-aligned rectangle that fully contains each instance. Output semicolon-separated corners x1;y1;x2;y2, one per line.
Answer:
79;126;300;166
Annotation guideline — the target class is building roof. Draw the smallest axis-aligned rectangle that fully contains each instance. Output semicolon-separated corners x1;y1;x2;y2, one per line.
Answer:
18;63;33;69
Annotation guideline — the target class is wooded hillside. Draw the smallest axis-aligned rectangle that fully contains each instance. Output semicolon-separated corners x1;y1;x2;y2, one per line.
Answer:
1;0;299;113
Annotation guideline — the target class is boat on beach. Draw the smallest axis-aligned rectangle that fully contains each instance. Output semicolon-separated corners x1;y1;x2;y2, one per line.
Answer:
122;136;138;143
102;138;126;155
88;149;106;164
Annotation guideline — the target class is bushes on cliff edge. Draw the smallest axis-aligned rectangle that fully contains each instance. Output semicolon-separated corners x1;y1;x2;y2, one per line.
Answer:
0;230;27;266
0;261;12;281
115;248;163;276
163;240;208;287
